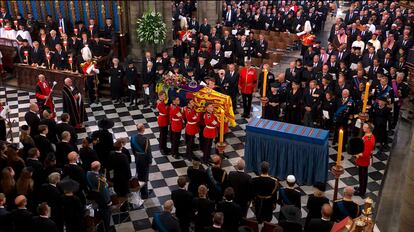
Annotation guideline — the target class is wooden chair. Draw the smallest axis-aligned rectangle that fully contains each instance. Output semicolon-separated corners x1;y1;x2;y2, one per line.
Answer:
242;218;259;232
261;221;283;232
223;26;232;33
263;59;273;68
251;29;261;35
270;31;281;37
261;30;270;35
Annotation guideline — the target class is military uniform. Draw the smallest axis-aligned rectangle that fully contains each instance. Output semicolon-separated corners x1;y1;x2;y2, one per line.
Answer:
170;104;184;158
370;102;391;147
333;97;354;150
184;106;199;160
393;81;409;126
251;175;278;223
202;112;219;163
332;199;360;222
157;100;169;155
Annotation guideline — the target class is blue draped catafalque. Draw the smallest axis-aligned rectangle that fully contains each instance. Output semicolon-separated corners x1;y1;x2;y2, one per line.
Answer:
245;118;329;185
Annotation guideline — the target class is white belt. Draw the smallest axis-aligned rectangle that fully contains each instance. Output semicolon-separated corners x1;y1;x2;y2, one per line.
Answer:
172;118;181;121
206;125;216;129
188;121;197;125
159;113;167;116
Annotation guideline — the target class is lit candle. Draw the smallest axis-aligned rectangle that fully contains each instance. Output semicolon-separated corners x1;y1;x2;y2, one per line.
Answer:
63;40;68;51
336;129;343;166
219;109;225;143
23;51;29;64
68;57;73;71
46;54;51;68
262;69;268;97
362;82;370;113
89;25;93;35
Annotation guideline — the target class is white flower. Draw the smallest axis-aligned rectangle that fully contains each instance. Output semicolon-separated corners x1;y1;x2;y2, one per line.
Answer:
151;11;155;16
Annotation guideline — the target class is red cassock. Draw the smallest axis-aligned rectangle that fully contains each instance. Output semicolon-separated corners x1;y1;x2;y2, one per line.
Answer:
238;67;258;94
179;30;192;42
203;112;219;139
300;33;316;46
157;101;169;127
35;81;55;118
170;105;184;132
184;107;200;135
356;134;376;167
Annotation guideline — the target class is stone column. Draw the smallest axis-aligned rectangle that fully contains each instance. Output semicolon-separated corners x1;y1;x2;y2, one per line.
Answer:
197;0;222;26
127;1;145;62
127;1;173;64
398;129;414;232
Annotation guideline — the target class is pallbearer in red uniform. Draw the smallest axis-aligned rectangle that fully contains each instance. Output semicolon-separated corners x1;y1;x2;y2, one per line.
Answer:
355;123;375;196
184;98;199;160
170;96;184;159
238;60;258;118
157;91;170;155
35;74;56;119
203;103;219;163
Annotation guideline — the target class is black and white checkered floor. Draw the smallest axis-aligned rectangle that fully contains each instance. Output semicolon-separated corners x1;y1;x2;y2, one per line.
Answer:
1;86;393;231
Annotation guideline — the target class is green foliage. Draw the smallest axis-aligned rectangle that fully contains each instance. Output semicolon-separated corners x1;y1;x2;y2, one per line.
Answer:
136;10;167;45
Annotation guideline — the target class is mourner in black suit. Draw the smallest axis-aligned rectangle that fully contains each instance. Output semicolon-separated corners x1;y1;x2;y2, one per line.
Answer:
10;196;33;232
221;65;239;113
171;177;194;232
308;204;334;232
38;173;63;232
108;141;132;197
32;203;59;232
186;157;210;197
33;125;54;161
204;212;225;232
216;187;242;232
193;185;215;232
55;132;77;166
25;103;40;137
56;113;77;146
0;193;11;232
303;81;322;127
227;159;251;217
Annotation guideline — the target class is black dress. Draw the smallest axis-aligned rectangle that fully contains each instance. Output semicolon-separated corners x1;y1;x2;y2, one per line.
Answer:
109;65;124;101
108;151;131;197
91;129;114;169
285;88;303;125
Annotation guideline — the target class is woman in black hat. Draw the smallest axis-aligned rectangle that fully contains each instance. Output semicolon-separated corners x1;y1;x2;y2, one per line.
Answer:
108;140;131;197
91;118;114;169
